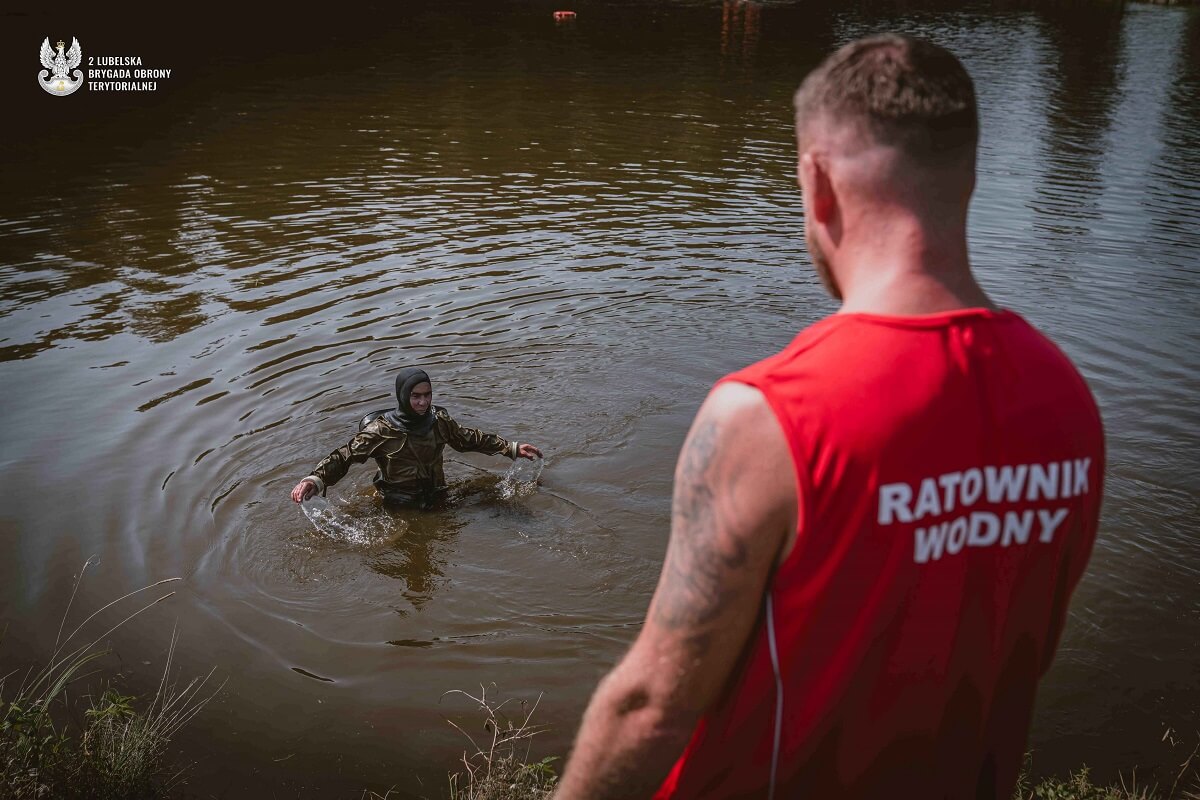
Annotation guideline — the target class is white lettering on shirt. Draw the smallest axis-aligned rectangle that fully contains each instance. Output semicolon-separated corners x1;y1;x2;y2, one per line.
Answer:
878;482;914;525
913;478;942;520
876;458;1093;564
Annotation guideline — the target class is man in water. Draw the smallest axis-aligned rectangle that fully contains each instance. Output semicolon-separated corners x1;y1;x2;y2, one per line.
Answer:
290;367;542;509
557;35;1104;798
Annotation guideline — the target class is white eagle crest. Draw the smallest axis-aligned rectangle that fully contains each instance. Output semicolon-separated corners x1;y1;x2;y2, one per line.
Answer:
39;37;83;97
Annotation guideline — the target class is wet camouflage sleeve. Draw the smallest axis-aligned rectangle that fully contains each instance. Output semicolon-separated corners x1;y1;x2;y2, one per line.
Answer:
309;428;386;490
441;413;516;458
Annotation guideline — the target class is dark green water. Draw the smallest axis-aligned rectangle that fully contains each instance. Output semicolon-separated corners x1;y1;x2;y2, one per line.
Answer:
1;2;1197;796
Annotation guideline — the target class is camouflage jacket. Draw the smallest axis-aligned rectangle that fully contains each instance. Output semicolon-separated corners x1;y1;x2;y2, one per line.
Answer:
304;406;517;494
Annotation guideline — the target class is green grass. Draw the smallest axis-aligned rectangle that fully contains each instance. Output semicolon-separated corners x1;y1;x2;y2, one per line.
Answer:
14;560;1194;800
1012;736;1200;800
363;684;557;800
439;685;557;800
1;559;220;799
413;700;1200;800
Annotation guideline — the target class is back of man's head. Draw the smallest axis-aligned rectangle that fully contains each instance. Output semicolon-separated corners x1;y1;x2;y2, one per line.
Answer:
794;34;978;171
793;35;987;307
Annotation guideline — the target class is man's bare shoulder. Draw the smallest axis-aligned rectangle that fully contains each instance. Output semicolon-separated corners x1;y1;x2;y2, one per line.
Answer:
684;381;798;550
699;381;788;461
704;380;770;415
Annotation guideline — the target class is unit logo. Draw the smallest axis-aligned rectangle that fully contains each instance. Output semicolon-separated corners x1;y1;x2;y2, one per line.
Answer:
39;37;83;96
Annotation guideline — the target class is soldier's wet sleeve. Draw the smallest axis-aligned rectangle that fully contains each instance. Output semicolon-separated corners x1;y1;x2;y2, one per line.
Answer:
442;414;517;459
306;429;385;494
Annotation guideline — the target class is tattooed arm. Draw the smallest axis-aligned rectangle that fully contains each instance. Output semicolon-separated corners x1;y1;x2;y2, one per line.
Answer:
556;382;798;799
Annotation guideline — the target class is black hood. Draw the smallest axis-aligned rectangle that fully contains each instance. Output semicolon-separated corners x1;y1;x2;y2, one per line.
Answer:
387;366;436;434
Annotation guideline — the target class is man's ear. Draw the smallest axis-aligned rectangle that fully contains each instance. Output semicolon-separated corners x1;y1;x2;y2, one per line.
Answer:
799;152;836;224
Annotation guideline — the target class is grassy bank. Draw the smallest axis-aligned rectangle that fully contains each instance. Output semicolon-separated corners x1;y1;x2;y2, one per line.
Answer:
429;694;1199;800
1;563;219;799
437;751;1199;800
442;686;558;800
5;565;1195;799
1013;747;1200;800
435;753;1199;800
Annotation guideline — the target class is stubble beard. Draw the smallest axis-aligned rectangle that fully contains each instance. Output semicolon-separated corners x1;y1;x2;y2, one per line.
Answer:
807;226;842;302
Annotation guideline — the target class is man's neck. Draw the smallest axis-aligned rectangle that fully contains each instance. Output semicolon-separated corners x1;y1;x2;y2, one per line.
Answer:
833;218;994;316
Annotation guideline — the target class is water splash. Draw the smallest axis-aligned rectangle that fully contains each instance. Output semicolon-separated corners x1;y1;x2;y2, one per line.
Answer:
497;456;544;500
300;495;398;547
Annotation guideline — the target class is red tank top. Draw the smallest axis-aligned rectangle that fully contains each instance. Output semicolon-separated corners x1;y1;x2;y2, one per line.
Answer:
655;308;1104;799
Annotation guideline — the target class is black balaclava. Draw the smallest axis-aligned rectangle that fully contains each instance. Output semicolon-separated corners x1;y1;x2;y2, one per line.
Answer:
387;367;436;434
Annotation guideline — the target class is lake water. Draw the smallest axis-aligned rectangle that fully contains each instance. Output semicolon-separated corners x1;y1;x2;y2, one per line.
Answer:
2;1;1197;796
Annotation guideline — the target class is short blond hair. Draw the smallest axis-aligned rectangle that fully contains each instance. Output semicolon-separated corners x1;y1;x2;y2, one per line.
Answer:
794;34;978;163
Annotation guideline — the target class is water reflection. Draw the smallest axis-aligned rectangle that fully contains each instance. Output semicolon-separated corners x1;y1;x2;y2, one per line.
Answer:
721;0;762;64
1031;4;1125;233
367;513;465;610
1148;10;1200;250
294;469;543;611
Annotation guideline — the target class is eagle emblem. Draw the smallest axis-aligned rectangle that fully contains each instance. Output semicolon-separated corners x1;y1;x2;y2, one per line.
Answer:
39;37;83;97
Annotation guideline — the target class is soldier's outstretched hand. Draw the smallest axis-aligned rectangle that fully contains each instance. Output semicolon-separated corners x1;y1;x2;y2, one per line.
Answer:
290;479;318;503
518;443;543;460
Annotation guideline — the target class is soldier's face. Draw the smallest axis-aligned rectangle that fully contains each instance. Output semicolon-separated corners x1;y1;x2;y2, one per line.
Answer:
409;382;433;415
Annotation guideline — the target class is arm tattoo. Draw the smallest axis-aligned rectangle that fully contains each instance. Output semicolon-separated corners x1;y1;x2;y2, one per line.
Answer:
652;418;749;634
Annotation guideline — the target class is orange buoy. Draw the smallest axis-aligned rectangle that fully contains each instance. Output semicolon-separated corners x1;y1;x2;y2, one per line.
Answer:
554;10;576;20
